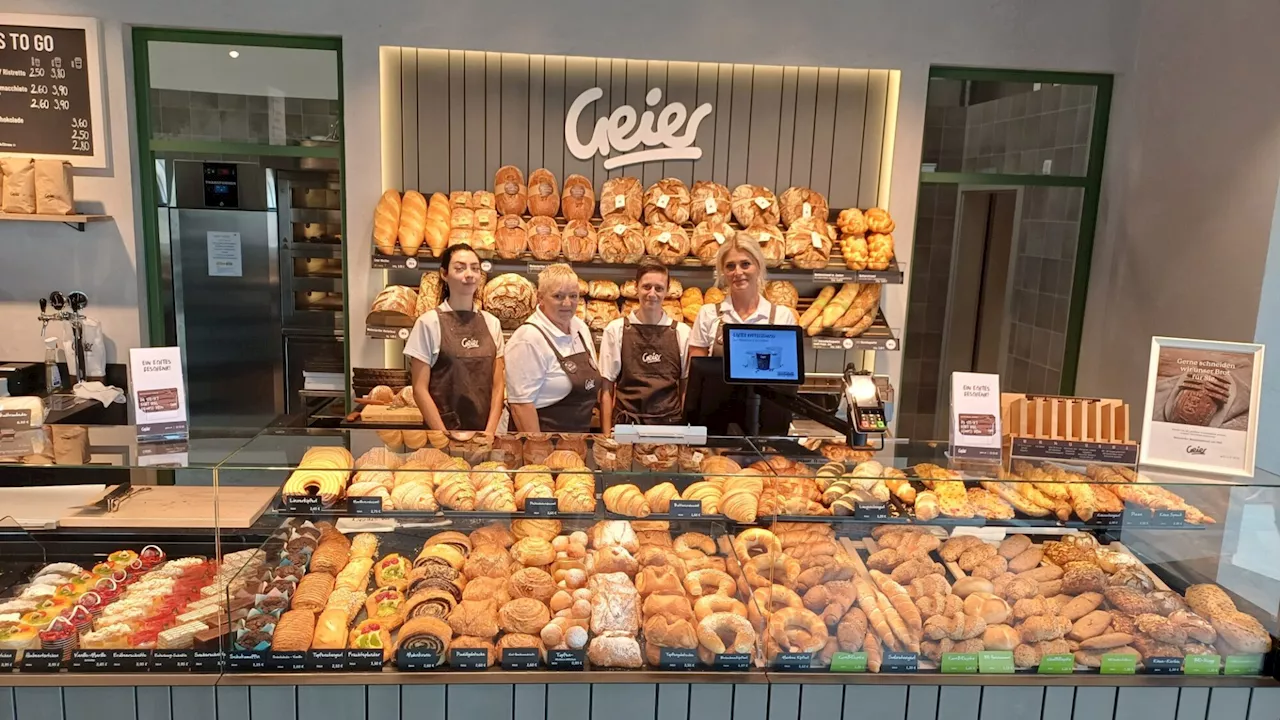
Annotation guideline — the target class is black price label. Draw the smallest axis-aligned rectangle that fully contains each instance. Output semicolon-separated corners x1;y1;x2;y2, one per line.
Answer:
282;495;324;513
854;502;890;520
772;652;813;671
813;270;856;284
525;497;559;517
658;648;698;670
1124;506;1152;527
0;649;16;670
527;262;550;275
70;650;110;672
396;648;439;671
501;648;540;670
1090;511;1123;527
1146;657;1183;675
308;650;348;671
713;653;751;671
668;499;703;518
881;652;919;673
19;650;62;672
111;650;151;672
192;651;223;672
450;648;489;670
269;651;308;672
347;650;384;671
227;651;268;672
151;650;195;672
0;24;95;158
1153;509;1186;527
548;649;585;670
349;497;383;515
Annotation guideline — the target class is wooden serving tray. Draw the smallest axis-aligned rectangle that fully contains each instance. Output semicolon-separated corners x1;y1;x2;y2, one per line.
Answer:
59;486;278;529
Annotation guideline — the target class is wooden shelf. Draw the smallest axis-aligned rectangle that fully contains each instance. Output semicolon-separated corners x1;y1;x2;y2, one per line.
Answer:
0;213;113;232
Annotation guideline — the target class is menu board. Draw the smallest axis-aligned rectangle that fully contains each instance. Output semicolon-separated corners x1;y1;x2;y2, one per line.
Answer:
0;15;105;167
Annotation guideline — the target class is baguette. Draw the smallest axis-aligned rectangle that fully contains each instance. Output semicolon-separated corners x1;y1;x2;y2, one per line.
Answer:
833;285;881;329
398;190;427;257
844;308;878;337
820;284;861;327
798;286;836;327
373;190;402;255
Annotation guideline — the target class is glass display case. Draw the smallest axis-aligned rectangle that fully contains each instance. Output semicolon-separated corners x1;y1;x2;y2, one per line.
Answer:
0;426;1276;682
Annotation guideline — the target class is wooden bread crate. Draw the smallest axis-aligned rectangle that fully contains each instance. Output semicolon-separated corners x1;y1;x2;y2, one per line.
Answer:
1000;393;1132;445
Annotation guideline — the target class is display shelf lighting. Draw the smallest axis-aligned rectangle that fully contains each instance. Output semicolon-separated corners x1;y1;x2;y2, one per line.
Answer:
228;49;240;59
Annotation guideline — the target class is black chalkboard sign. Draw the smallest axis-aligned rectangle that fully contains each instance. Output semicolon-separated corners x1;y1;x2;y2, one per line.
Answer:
0;22;96;160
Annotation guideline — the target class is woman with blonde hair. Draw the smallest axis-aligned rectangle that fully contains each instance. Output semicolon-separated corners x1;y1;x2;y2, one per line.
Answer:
505;263;601;432
686;231;799;434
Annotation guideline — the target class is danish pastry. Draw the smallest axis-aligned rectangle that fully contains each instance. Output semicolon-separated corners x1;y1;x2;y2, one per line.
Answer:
396;616;452;662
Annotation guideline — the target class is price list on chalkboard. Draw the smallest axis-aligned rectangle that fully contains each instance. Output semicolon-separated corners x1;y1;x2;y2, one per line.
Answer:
0;24;94;158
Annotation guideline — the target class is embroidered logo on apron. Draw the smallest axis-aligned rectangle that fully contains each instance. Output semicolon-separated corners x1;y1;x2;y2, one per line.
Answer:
564;360;578;374
460;337;481;350
585;379;597;391
642;352;662;364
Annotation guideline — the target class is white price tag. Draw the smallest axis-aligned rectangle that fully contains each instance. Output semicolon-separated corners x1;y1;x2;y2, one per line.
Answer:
614;194;626;209
754;197;771;210
759;233;770;245
811;232;823;249
705;198;718;214
659;232;672;245
802;202;812;218
713;232;726;244
614;224;627;235
656;194;670;209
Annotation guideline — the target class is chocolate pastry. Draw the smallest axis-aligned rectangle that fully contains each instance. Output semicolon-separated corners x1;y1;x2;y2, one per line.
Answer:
274;565;305;581
242;614;275;632
257;595;289;614
237;629;272;649
286;536;318;553
266;578;298;594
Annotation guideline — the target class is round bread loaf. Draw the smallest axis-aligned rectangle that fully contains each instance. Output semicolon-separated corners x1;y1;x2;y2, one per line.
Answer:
644;178;691;225
763;281;799;309
690;180;732;224
562;219;598;262
743;224;785;267
527;169;559;216
494;165;527;215
495;215;528;259
731;184;779;227
597;214;645;264
643;223;691;265
482;274;536;330
784;218;834;269
562;174;595;223
526;216;562;261
779;186;829;228
691;218;731;266
601;176;643;221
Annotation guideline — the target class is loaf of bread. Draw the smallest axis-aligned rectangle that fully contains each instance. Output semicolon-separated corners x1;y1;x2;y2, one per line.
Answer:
743;225;785;267
731;184;779;227
494;166;527;215
527;169;559;216
785;218;834;269
589;281;621;301
644;223;691;265
763;281;799;309
562;220;598;262
601;176;643;220
372;190;402;255
586;300;621;331
691;218;731;266
527;216;562;260
598;214;645;264
562;174;595;222
690;180;732;224
482;274;537;330
644;178;691;225
370;285;418;317
779;186;829;228
495;215;528;259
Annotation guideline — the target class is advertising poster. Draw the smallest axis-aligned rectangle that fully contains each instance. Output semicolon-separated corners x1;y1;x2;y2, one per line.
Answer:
1140;337;1264;476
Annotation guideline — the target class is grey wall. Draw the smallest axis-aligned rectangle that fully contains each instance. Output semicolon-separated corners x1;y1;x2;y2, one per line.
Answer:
384;49;892;209
1079;0;1280;420
148;91;340;144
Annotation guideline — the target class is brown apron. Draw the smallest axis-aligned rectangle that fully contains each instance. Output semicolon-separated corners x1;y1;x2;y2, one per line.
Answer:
613;317;683;426
528;323;601;433
711;301;777;356
428;310;497;431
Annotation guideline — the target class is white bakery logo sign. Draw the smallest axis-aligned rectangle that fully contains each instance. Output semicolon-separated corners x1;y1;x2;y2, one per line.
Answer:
566;88;712;170
461;337;481;350
642;352;662;364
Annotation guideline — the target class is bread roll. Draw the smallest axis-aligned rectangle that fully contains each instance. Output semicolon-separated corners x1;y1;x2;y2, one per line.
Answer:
495;215;528;259
450;207;475;229
562;219;598;262
527;216;562;260
644;178;691;225
494;166;527;215
471;191;496;210
561;174;595;222
470;229;497;259
528;169;559;216
643;223;691;265
598;214;645;264
449;191;473;209
601;176;642;220
372;190;402;255
690;180;732;224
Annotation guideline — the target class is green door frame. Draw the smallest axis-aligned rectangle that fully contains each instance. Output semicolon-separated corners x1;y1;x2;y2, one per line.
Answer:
918;65;1112;395
130;27;346;360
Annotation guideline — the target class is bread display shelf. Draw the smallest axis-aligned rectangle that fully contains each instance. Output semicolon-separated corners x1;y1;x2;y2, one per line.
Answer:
0;213;113;232
372;251;904;284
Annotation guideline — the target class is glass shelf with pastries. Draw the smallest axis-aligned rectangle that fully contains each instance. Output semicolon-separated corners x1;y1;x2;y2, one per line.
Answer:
709;437;1280;679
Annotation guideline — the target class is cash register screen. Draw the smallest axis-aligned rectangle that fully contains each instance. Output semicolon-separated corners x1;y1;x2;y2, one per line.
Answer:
721;325;805;385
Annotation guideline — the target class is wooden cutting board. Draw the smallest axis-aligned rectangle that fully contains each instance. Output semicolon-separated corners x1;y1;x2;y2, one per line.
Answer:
59;486;278;529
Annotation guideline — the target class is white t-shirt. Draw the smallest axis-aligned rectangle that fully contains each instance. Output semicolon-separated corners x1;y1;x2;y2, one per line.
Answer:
689;297;800;348
504;308;598;408
403;299;506;366
598;312;691;383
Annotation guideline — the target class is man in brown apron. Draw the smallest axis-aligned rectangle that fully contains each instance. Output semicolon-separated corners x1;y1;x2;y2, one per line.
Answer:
527;325;601;433
427;311;497;430
611;317;683;426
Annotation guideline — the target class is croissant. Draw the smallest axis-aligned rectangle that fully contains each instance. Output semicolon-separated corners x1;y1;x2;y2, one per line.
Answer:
721;489;760;524
391;481;438;511
435;477;476;511
603;484;651;518
644;483;679;513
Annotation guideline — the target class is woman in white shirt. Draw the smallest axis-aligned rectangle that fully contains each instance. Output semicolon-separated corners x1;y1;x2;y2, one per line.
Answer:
403;244;506;433
505;264;601;432
686;232;799;434
599;263;691;435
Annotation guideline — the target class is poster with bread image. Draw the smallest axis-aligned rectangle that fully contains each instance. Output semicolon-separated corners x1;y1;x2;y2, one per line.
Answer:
1140;337;1264;477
